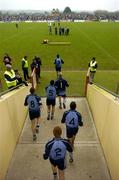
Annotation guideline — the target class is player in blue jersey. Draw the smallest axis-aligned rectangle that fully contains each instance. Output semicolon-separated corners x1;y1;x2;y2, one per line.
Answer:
54;54;64;77
24;87;42;141
45;80;57;120
55;72;69;109
61;101;83;162
43;126;73;180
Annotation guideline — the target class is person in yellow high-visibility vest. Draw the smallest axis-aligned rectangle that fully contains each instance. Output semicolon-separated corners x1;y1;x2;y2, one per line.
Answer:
22;56;30;81
4;64;18;89
88;57;98;84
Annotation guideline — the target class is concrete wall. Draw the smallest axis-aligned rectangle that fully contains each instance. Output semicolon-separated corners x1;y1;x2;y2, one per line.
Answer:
0;86;30;180
87;84;119;180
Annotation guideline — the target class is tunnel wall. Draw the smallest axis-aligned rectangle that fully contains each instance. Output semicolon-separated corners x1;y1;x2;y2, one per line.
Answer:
87;84;119;180
0;86;30;180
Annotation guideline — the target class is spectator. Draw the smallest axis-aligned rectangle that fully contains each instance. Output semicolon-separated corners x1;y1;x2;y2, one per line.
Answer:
88;57;98;84
61;101;83;162
54;54;64;77
24;87;42;141
31;56;42;83
43;126;73;180
55;72;69;109
14;69;28;86
35;56;42;79
21;56;30;81
4;64;18;89
45;80;57;120
3;53;12;65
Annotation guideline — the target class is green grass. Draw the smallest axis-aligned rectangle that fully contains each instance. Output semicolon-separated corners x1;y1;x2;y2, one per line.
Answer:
0;22;119;95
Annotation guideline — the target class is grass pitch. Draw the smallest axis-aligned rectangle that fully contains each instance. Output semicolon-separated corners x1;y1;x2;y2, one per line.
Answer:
0;22;119;96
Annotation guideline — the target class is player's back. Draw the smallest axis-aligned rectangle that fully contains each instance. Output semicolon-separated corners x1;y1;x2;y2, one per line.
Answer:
26;94;40;111
46;85;56;100
55;78;69;92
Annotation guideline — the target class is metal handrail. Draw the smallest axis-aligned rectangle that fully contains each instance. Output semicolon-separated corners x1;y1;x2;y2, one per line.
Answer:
0;83;24;97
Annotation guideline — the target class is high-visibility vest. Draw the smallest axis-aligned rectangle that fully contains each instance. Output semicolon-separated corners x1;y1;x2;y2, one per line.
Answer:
4;70;17;88
22;58;28;68
90;60;97;72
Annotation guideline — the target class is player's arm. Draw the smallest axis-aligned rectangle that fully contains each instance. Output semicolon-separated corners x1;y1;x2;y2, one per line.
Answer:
65;80;69;87
24;96;28;106
61;59;64;64
36;96;42;106
43;140;53;160
61;111;67;123
77;112;83;126
63;139;73;152
54;59;56;64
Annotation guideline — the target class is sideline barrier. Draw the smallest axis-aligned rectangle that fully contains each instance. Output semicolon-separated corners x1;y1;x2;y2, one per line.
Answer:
0;85;30;180
87;84;119;180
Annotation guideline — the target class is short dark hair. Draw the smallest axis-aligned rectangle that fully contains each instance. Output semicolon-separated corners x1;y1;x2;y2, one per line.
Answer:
53;126;62;138
30;87;35;94
57;54;59;58
92;57;95;60
24;56;27;59
70;101;76;110
50;80;54;85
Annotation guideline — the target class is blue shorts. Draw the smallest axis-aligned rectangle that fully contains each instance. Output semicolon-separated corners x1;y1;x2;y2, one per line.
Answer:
66;127;79;138
46;98;56;106
29;110;40;120
56;67;61;72
57;91;66;97
50;158;66;170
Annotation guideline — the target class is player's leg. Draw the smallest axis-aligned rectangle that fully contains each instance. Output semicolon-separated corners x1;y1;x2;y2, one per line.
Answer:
72;128;79;148
66;128;74;163
36;115;41;134
62;95;66;109
59;96;62;109
31;119;37;141
51;99;56;120
46;99;51;120
51;105;55;120
58;169;65;180
47;105;51;120
51;164;58;180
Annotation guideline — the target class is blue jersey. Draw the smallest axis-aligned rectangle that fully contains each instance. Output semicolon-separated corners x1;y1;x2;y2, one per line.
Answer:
55;78;69;92
44;138;73;160
54;58;64;69
24;94;41;112
61;110;83;128
55;58;62;68
45;85;56;100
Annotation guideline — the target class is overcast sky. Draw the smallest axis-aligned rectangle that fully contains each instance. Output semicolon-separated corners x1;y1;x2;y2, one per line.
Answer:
0;0;119;11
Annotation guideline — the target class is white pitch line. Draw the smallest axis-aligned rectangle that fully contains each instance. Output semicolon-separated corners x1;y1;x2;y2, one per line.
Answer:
78;27;119;65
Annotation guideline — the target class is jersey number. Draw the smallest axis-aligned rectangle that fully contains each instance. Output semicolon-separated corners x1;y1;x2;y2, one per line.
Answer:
30;100;35;108
49;90;53;96
55;148;61;157
69;118;75;125
60;82;62;89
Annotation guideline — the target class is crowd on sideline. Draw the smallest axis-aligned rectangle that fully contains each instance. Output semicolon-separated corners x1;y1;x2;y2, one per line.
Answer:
0;10;119;22
0;53;42;90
